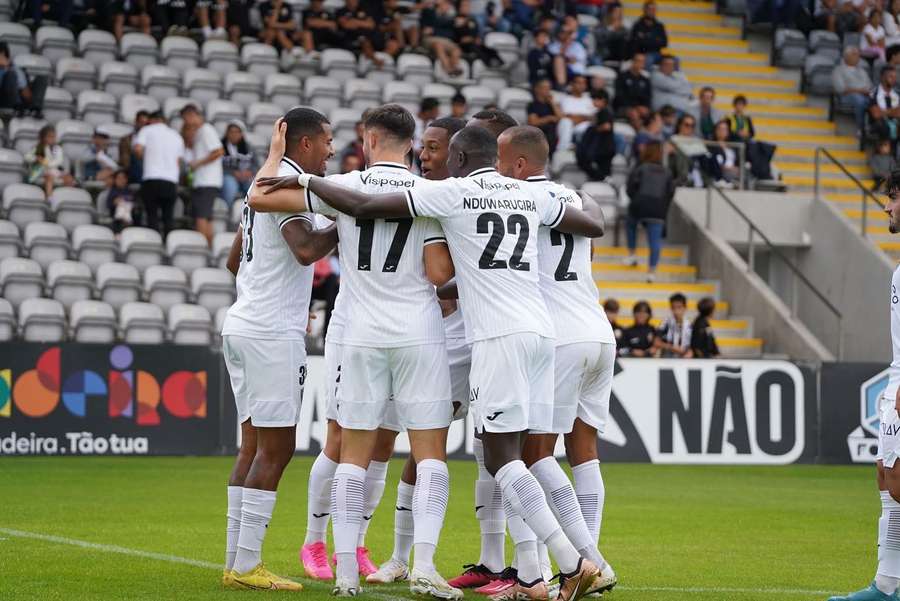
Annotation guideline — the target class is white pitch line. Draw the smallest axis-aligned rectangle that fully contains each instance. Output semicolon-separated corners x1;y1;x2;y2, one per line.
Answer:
618;585;837;596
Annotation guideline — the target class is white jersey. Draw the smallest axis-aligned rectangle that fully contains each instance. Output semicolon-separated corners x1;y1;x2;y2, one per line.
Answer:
443;304;467;342
222;157;315;340
307;161;447;348
530;176;616;346
406;167;567;343
887;265;900;401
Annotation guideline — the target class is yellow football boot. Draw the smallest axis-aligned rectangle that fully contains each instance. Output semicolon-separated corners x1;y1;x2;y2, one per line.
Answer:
232;563;304;591
223;569;245;590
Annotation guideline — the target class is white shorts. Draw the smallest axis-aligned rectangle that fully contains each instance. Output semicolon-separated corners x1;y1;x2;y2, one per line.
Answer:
223;335;306;428
337;343;452;431
324;340;342;422
469;333;554;434
447;337;472;421
534;341;616;435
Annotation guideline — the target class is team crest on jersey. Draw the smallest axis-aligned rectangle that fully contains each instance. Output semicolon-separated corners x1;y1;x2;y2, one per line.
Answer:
847;368;890;462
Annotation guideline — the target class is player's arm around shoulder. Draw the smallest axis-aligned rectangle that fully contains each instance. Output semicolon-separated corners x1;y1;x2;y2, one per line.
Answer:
554;190;606;238
423;217;453;286
281;218;338;266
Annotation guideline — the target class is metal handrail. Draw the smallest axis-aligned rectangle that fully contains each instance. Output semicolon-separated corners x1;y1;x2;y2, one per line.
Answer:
814;147;885;239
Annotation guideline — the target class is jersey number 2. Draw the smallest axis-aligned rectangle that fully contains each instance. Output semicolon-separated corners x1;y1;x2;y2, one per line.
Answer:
477;212;530;271
356;217;413;272
550;230;577;281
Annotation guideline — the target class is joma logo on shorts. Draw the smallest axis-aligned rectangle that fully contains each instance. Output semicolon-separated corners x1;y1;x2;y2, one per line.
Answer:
883;422;900;437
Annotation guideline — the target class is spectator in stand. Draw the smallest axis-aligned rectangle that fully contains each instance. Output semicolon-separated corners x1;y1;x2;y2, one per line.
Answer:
632;111;665;160
630;1;668;66
26;125;74;197
603;298;625;348
695;86;722;140
226;0;256;45
596;3;629;62
651;54;692;112
577;0;604;16
660;104;678;138
576;89;616;180
728;94;755;141
259;0;303;54
0;42;47;118
302;0;344;52
340;153;363;173
625;141;674;282
550;25;589;89
341;121;366;167
870;65;900;145
528;29;556;84
221;122;257;207
83;130;119;186
528;78;563;154
557;74;596;150
110;1;152;41
862;9;888;61
155;0;191;36
376;0;417;55
505;0;542;35
337;0;392;67
181;104;224;244
121;110;149;185
871;138;896;188
656;293;693;358
710;119;740;187
454;0;504;67
669;113;725;187
885;0;900;46
106;169;137;234
690;297;720;358
450;93;468;119
133;111;185;237
816;0;863;35
614;53;653;130
621;301;657;357
196;0;227;39
421;0;465;77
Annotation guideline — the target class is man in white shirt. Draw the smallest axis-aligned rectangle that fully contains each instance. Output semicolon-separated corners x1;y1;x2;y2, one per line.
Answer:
549;26;588;88
182;104;224;243
132;111;184;236
557;75;596;150
871;66;900;143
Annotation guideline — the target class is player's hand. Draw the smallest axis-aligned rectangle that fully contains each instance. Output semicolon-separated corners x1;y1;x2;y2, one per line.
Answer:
307;311;316;335
255;174;302;193
268;118;287;161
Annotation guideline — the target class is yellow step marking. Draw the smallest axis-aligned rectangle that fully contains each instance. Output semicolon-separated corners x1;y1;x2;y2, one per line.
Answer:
593;246;686;259
591;263;697;275
776;162;868;174
667;23;741;35
784;175;875;188
718;337;764;348
688;75;797;89
674;48;768;61
715;104;827;117
879;241;900;251
668;36;748;48
617;316;749;329
704;88;807;103
825;192;884;203
779;147;865;159
753;119;834;131
598;280;716;293
681;62;780;74
844;208;887;219
623;7;722;20
762;132;858;144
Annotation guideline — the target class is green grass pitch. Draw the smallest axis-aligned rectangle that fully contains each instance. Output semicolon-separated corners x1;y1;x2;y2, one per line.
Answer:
0;457;879;600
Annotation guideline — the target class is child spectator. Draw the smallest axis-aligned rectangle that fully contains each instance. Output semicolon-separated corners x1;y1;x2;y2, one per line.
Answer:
603;298;625;348
656;293;694;358
83;130;120;186
550;25;589;88
26;125;74;197
862;9;887;61
690;297;721;358
450;93;468;119
621;300;657;357
106;169;137;234
870;139;896;189
221;122;257;207
729;95;756;141
711;119;740;187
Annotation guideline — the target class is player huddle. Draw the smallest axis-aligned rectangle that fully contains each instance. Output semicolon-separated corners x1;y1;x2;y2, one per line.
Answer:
217;103;616;601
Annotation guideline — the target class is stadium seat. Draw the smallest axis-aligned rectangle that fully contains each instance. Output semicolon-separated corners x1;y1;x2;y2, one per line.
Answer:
42;87;76;124
0;148;25;193
77;90;118;128
241;42;280;76
470;59;507;91
144;264;189;311
383;81;420;111
78;29;118;67
485;32;519;66
168;303;212;345
397;54;434;85
161;36;200;72
0;298;15;341
460;85;497;110
166;229;210;275
206;99;245;132
244;131;267;161
330;108;362;144
162;96;196;121
120;301;166;344
434;61;471;85
498;88;533;123
9;117;47;155
20;298;66;342
320;48;358;82
47;259;93;311
96;262;141;310
284;51;321;81
183;68;224;104
0;220;20;260
24;222;69;270
56;57;97;96
202;40;239;72
803;54;835;96
119;226;164;273
120;32;159;68
266;73;305;111
191;267;235;315
422;83;457;106
0;257;44;309
774;28;808;68
247;102;284;134
50;187;95;233
224;71;263;106
344;78;382;110
359;52;397;86
13;53;52;80
99;61;140;97
70;299;117;343
55;119;94;162
809;29;842;63
141;64;182;102
36;25;76;63
212;231;235;268
73;224;116;273
211;198;230;233
3;183;47;230
229;200;244;228
120;94;160;125
0;22;32;57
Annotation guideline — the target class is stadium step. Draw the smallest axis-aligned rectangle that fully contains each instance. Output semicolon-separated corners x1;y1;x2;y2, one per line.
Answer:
703;88;808;105
680;61;782;76
667;23;743;37
592;262;698;282
623;7;723;22
752;118;835;133
598;279;719;301
761;133;860;149
622;0;717;13
843;208;889;220
668;36;749;49
617;316;753;337
775;162;868;176
672;48;771;63
777;147;866;163
592;245;689;265
713;104;828;120
825;192;881;203
688;75;799;92
783;175;876;190
717;337;765;358
610;297;731;318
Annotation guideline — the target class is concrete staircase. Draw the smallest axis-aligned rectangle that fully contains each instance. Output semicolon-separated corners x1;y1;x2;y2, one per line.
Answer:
593;244;763;357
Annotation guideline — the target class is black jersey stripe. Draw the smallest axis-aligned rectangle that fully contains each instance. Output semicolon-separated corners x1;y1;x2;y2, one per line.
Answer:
280;157;304;175
406;190;418;217
279;214;312;229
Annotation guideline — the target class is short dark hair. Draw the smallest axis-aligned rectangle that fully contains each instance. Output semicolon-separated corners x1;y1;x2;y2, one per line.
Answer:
500;125;549;166
428;116;467;139
669;292;687;306
882;65;895;79
180;103;201;117
697;297;716;318
135;110;150;120
659;104;676;117
0;42;8;59
633;300;652;317
470;109;518;137
603;298;620;312
659;54;675;63
451;92;466;105
700;86;715;96
732;94;748;106
451;125;498;164
888;169;900;195
149;110;165;120
283;107;330;148
420;97;440;112
364;103;416;144
590;88;609;102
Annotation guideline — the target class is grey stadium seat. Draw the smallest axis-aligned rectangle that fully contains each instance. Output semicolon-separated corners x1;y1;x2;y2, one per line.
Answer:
382;80;420;109
120;94;160;125
774;29;809;68
0;23;32;57
191;267;235;315
422;82;456;106
42;87;76;124
434;60;470;85
230;200;244;228
163;96;196;121
344;78;382;110
99;61;140;97
141;64;182;102
120;301;166;344
206;99;244;132
225;71;263;106
183;68;224;104
0;298;15;341
9;117;48;155
78;90;118;128
247;102;284;134
143;264;189;311
498;88;533;124
320;48;357;82
0;148;25;193
460;85;497;110
161;36;200;72
330;108;362;143
212;231;236;268
20;298;66;343
14;54;52;80
120;32;159;68
56;58;97;96
96;262;141;310
0;257;44;309
804;54;835;97
241;42;280;76
55;120;95;164
94;123;133;164
166;229;210;275
266;73;304;111
36;25;76;63
809;29;842;63
212;198;229;233
70;300;117;343
168;303;212;346
304;77;342;114
485;32;519;66
119;227;164;273
360;52;397;86
244;132;267;161
50;187;95;234
78;29;118;66
3;183;47;230
0;220;21;260
202;40;239;72
73;224;117;273
47;259;93;311
24;222;70;270
397;54;434;86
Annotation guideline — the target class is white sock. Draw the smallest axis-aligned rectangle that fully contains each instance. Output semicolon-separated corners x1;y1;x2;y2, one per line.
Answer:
531;457;606;569
876;574;900;595
305;452;338;545
515;541;542;585
392;480;415;564
412;459;450;573
225;486;243;570
331;463;367;582
537;541;552;582
474;439;506;573
881;491;891;562
358;460;389;547
878;492;900;593
233;488;276;574
572;459;604;544
495;460;581;574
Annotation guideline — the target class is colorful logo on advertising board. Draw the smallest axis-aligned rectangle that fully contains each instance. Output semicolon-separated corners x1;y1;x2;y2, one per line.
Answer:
848;368;890;463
